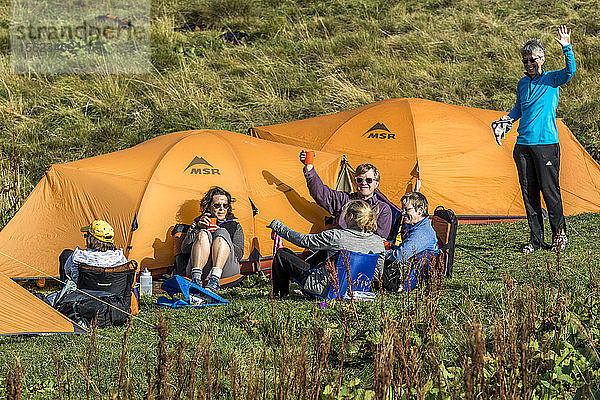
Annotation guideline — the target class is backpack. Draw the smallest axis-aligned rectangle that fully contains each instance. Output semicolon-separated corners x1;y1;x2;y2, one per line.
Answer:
431;206;458;278
54;289;129;329
381;250;438;293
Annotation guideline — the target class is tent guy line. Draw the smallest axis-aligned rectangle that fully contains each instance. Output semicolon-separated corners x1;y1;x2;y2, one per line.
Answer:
254;212;271;225
0;249;154;328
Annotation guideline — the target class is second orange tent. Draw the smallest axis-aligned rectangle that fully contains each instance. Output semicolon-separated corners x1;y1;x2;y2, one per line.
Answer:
251;98;600;220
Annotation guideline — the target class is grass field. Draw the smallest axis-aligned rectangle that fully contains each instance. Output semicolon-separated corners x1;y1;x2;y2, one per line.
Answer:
1;215;599;398
1;0;600;398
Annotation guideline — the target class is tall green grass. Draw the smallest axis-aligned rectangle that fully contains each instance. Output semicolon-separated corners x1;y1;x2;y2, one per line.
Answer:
1;0;599;211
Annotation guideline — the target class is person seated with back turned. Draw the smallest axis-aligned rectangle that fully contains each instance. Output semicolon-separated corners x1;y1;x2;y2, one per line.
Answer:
60;220;128;284
300;151;392;239
181;186;244;293
269;199;385;298
383;192;438;291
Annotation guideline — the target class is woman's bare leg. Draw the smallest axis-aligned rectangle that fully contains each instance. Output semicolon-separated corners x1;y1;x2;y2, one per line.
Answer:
209;236;230;279
187;230;210;280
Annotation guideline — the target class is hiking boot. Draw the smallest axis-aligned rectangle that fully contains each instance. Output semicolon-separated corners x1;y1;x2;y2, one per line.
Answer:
552;233;568;252
204;275;220;293
191;277;202;286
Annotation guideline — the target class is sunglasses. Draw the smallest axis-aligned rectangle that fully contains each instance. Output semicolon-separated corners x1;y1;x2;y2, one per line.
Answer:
522;57;540;65
355;177;375;184
212;202;229;209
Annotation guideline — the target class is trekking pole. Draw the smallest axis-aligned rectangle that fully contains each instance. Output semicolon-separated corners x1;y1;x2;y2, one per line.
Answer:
248;199;272;280
456;244;497;270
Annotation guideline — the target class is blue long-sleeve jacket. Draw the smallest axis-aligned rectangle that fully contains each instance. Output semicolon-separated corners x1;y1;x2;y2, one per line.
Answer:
507;44;576;145
385;216;438;264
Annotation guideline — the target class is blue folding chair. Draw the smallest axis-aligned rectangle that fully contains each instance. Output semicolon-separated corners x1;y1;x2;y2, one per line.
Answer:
157;275;228;308
325;250;380;300
402;249;439;292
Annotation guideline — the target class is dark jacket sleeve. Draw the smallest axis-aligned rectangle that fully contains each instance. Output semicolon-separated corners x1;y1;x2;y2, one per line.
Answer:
305;168;350;216
232;222;244;261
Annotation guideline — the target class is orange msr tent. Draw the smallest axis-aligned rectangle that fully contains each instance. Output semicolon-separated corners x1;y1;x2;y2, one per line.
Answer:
0;273;78;335
250;98;600;222
0;130;343;281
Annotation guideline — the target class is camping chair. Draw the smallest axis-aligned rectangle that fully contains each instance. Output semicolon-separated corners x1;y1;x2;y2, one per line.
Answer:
51;261;138;329
430;206;458;278
298;250;380;300
158;275;228;308
384;205;457;293
171;224;190;276
77;260;139;314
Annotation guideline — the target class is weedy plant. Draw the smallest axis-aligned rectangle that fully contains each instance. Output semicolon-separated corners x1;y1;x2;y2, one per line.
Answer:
1;249;600;398
5;357;22;400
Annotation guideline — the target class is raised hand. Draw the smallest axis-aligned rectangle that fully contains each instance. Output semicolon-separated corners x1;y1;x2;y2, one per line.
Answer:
554;25;571;47
299;150;315;171
299;150;306;164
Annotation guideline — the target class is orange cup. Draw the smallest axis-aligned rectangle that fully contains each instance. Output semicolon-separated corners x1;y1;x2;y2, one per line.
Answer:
383;240;391;250
205;217;218;232
304;150;315;165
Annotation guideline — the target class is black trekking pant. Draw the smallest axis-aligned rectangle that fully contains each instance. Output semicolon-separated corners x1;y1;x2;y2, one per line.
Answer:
513;143;566;249
271;248;311;297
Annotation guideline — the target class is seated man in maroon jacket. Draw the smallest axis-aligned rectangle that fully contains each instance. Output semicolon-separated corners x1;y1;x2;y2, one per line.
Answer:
300;151;392;239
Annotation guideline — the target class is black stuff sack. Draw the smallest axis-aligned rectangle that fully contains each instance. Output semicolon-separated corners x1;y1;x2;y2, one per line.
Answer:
54;289;129;329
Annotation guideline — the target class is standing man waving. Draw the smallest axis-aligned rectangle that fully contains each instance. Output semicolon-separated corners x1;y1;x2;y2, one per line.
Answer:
493;25;575;253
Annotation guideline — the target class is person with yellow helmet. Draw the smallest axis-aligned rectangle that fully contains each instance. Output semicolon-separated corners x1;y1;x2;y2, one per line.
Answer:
60;220;128;283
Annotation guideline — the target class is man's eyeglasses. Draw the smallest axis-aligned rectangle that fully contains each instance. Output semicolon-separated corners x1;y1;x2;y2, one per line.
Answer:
400;207;415;214
522;57;540;65
355;177;375;184
212;203;229;209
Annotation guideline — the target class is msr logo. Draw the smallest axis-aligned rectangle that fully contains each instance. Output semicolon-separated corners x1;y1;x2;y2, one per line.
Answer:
184;156;221;175
361;122;396;139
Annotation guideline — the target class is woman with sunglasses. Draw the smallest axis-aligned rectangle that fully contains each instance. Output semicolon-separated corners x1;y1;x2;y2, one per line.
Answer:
181;186;244;292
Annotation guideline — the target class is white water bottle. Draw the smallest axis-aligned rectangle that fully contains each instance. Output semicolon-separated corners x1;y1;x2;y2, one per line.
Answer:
140;268;153;296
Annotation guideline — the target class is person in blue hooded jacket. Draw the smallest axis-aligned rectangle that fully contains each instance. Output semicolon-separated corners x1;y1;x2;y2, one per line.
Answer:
494;25;575;254
383;192;438;292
